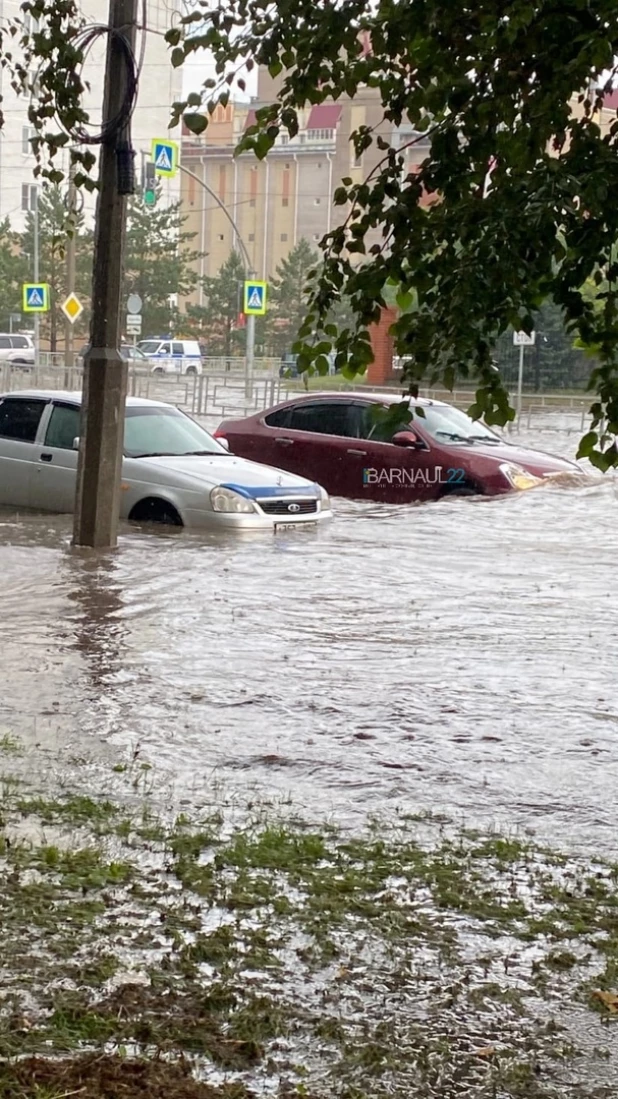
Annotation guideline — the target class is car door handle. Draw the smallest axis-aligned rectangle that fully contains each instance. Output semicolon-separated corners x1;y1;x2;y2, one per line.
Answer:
347;448;367;456
275;437;294;446
40;453;53;462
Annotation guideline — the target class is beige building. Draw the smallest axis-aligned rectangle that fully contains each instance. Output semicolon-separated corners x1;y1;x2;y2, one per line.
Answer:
180;67;431;309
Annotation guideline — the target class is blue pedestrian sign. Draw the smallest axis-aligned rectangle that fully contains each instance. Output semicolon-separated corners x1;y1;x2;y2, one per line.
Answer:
23;283;50;313
243;280;268;315
151;138;178;178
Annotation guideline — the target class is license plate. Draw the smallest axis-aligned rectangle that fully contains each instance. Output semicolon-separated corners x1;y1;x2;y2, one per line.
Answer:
274;521;318;531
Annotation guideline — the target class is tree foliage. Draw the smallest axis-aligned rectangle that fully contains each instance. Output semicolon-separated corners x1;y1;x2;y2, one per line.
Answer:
124;189;200;338
169;1;618;467
21;185;92;348
0;219;28;330
267;239;320;355
186;250;246;357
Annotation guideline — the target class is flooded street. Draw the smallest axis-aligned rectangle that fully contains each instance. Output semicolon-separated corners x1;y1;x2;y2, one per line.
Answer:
2;414;617;855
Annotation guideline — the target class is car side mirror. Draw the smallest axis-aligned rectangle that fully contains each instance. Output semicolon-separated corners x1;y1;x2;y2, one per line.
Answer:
392;430;424;449
72;436;80;450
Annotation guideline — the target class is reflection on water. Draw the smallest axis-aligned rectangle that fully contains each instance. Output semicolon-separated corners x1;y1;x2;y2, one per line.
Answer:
1;418;617;853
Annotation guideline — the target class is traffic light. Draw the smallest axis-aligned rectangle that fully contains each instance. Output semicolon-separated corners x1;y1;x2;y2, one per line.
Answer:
143;161;156;207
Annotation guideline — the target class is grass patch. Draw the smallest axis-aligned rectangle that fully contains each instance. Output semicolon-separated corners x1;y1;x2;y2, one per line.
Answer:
1;779;618;1096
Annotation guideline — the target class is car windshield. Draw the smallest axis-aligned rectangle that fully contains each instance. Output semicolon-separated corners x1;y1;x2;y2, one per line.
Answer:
138;341;160;354
409;403;501;443
124;406;228;458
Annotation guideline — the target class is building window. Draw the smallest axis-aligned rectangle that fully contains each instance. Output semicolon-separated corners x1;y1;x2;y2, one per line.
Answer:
354;152;363;168
314;198;321;206
282;197;289;207
280;233;288;242
217;233;225;241
22;127;33;155
307;129;335;141
21;183;37;212
248;233;255;242
313;233;321;241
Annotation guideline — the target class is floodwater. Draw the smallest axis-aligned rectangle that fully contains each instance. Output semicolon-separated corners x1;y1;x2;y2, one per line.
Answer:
1;413;617;855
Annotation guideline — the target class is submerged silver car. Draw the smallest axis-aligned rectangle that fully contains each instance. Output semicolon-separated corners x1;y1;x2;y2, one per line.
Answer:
0;390;332;530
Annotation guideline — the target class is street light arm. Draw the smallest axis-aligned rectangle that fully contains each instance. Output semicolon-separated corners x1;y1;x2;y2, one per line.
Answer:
178;164;253;275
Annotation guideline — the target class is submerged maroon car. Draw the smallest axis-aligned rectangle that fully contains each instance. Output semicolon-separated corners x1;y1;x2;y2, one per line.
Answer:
214;392;585;504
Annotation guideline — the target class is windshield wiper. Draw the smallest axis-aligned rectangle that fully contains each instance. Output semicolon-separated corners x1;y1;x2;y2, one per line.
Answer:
130;451;179;458
435;430;470;442
467;434;500;443
180;450;228;456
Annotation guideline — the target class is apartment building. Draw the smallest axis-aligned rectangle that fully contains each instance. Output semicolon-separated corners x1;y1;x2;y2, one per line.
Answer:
0;0;182;230
180;66;432;308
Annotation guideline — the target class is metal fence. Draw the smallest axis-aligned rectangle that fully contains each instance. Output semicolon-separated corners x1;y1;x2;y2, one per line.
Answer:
0;360;595;433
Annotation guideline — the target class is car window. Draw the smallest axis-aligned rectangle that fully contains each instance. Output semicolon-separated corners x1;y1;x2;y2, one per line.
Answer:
286;401;358;437
45;403;81;449
160;342;171;354
0;398;47;442
10;336;29;348
138;341;161;354
0;336;11;349
356;402;411;443
172;342;184;355
264;407;292;428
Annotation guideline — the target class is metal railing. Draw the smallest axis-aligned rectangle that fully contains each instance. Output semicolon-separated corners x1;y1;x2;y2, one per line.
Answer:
0;361;596;432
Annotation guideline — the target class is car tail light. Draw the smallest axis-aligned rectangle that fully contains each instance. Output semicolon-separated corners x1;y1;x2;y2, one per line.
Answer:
213;430;225;438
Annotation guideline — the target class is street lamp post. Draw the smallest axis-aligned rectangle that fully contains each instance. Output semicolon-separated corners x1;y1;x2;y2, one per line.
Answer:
178;164;256;398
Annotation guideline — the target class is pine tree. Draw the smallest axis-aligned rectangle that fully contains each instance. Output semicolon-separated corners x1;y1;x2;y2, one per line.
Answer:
0;219;28;331
124;187;200;338
186;250;246;358
20;186;92;350
267;239;319;356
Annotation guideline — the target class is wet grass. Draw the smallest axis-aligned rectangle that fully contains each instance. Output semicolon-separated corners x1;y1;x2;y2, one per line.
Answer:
1;767;618;1097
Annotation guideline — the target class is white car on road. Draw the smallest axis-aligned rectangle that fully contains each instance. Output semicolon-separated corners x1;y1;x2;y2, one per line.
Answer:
0;390;332;531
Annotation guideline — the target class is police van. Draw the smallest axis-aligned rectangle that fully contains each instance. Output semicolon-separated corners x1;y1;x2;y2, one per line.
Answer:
138;338;203;375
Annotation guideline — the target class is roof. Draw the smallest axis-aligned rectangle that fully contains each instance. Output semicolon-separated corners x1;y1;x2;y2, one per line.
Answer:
306;104;342;130
1;390;169;408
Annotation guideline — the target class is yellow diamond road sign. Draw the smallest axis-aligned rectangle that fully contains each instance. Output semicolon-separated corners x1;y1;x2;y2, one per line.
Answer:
61;293;83;324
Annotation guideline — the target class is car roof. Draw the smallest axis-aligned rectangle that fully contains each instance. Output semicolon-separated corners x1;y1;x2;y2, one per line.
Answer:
0;389;170;408
276;390;448;408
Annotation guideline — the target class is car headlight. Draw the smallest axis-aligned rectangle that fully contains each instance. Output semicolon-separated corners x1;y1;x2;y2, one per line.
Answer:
210;487;257;513
499;463;541;490
318;485;331;510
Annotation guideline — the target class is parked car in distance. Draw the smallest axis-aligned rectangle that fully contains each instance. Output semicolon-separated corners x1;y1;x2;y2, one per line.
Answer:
215;392;586;504
137;338;203;375
0;333;35;367
279;351;337;377
78;344;150;369
0;390;332;530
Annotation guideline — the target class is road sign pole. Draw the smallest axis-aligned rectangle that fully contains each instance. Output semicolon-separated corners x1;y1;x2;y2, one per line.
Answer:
33;187;39;369
516;344;525;430
73;0;137;550
245;312;255;398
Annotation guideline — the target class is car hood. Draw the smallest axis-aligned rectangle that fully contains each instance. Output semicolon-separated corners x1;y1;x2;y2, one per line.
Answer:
135;453;319;491
452;440;581;474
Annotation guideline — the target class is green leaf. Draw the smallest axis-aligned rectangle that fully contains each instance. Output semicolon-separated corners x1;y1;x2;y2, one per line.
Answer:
171;47;185;69
183;113;208;136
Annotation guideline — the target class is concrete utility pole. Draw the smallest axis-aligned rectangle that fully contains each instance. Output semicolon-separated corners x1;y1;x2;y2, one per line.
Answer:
64;166;77;379
73;0;138;549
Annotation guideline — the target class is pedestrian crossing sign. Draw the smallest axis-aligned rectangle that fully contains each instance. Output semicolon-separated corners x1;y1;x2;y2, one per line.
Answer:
151;138;178;178
23;283;49;312
243;280;268;315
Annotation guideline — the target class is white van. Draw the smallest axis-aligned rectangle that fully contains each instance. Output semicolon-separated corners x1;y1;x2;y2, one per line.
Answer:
138;338;203;376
